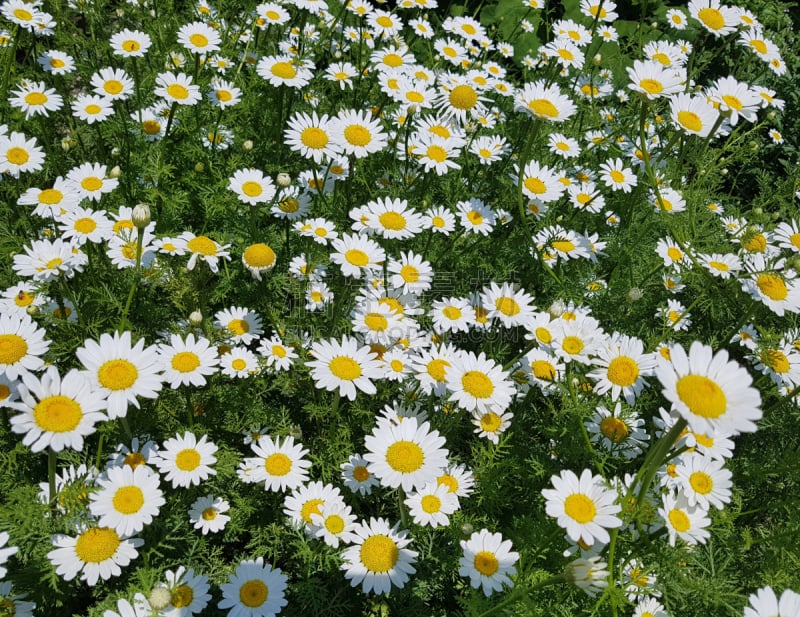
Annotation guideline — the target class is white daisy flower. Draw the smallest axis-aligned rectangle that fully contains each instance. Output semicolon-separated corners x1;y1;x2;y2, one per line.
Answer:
8;366;106;453
218;557;288;616
247;435;311;492
75;331;163;420
341;517;418;595
89;465;165;536
459;529;519;597
47;526;143;586
154;432;218;489
188;494;231;535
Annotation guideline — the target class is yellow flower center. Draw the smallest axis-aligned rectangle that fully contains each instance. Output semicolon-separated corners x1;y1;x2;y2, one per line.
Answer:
698;7;724;30
552;240;575;253
564;493;597;523
480;411;502;432
172;351;200;373
420;494;441;513
239;580;268;608
175;449;201;471
74;218;97;234
761;349;789;373
74;527;121;563
301;498;324;523
599;416;629;443
610;170;625;183
227;319;250;336
300;127;328;149
187;236;218;256
607;356;639;387
81;177;103;192
122;40;140;52
166;84;189;100
243;243;276;268
104;80;124;95
449;85;478;110
461;370;494;399
189;33;209;47
528;99;559;118
0;334;28;365
442;306;462;321
668;508;691;532
427;359;450;382
495;296;520;316
353;465;370;482
6;147;29;165
532;360;555;381
33;395;82;433
639;79;663;95
756;274;787;301
265;453;292;476
124;452;146;468
677;111;703;133
524;177;547;194
272;345;287;358
562;336;584;355
14;7;33;20
364;313;388;332
325;514;345;534
689;471;713;495
171;585;194;608
360;534;399;572
376;15;393;28
143;119;161;135
385;440;424;473
98;359;138;391
473;551;499;575
344;125;371;147
329;356;362;381
379;211;406;230
25;91;47;106
467;210;483;225
344;248;369;266
676;375;726;418
113;485;144;514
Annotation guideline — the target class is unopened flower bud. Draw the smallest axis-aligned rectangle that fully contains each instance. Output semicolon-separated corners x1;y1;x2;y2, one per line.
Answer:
148;587;171;611
593;54;602;65
548;299;566;318
753;207;763;216
111;147;121;157
26;305;39;316
149;9;156;17
61;137;73;151
627;287;643;303
195;162;204;172
721;168;728;176
243;140;254;151
132;204;151;230
277;172;292;187
460;522;474;537
189;310;203;325
290;424;303;440
767;111;776;120
110;165;122;178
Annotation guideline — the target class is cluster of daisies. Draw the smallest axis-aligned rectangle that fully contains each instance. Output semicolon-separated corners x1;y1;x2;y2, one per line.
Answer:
1;0;799;614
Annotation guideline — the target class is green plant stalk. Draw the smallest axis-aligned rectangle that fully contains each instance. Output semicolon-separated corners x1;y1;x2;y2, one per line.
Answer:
119;226;145;331
605;416;688;617
1;26;20;98
477;575;566;617
48;447;57;510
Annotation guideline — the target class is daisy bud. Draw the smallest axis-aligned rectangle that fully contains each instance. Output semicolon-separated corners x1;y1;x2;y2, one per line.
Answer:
767;111;776;120
189;310;203;325
195;162;204;172
626;287;643;303
277;172;292;187
26;304;39;316
749;141;758;151
61;137;72;151
243;140;254;151
148;587;171;611
649;21;658;29
460;522;474;537
290;424;303;440
149;9;156;17
132;204;151;230
548;299;566;318
565;557;609;597
721;168;728;176
593;54;602;65
110;165;122;178
753;207;763;216
111;147;121;157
